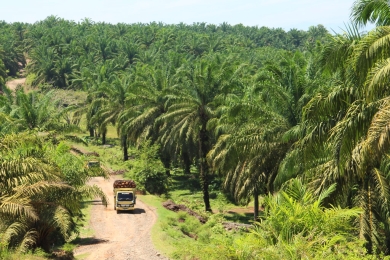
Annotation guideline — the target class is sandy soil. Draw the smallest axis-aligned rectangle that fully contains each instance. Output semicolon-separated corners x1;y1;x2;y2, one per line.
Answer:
74;176;168;260
5;77;26;91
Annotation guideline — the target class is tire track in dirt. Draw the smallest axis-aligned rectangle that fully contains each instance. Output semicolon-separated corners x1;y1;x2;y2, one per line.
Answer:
74;176;168;260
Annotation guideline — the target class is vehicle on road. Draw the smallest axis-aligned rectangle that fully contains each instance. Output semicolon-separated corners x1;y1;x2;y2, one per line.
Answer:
113;180;137;213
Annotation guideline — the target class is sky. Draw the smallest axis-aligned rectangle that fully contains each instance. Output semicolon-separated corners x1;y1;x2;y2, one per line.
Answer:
0;0;374;33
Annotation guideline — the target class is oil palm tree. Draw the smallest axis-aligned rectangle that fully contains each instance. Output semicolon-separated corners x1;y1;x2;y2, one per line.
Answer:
104;68;167;163
159;55;244;211
0;47;6;90
249;179;363;259
351;0;390;27
118;63;175;167
0;133;107;251
91;72;133;146
27;44;57;87
282;24;390;254
1;89;65;132
209;80;291;219
212;50;315;218
81;62;118;139
118;38;140;67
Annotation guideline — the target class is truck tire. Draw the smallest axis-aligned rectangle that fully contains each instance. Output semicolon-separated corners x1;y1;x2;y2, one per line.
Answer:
116;210;119;214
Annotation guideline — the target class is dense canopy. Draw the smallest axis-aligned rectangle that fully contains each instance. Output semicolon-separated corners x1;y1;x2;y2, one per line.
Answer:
1;2;390;257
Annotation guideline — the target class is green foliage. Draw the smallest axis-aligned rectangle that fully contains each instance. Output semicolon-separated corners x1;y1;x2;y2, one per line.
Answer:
351;0;390;27
0;244;50;260
229;231;372;260
12;16;330;90
0;55;6;88
167;180;368;260
0;133;106;253
0;88;82;134
126;140;169;195
24;73;36;87
1;13;389;258
0;16;331;215
280;10;390;253
53;141;107;186
0;22;25;78
60;242;76;253
238;180;366;259
178;212;202;235
259;180;361;243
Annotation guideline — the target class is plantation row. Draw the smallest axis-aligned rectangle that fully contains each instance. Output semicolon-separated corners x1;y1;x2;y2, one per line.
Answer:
1;1;390;258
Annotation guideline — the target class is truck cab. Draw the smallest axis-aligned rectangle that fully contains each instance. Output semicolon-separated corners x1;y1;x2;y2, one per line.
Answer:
114;188;136;213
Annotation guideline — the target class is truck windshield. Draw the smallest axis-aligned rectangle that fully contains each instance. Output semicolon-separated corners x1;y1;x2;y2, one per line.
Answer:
117;192;134;201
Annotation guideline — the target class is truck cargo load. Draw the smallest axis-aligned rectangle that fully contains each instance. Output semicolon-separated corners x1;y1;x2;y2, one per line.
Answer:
113;179;136;188
113;180;137;213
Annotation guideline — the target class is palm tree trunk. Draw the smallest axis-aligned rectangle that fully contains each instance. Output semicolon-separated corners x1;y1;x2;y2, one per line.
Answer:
254;188;259;221
182;150;191;174
362;178;373;254
89;128;94;137
367;182;373;254
160;152;171;176
199;126;211;212
102;128;107;145
384;223;390;255
267;170;276;194
122;135;128;161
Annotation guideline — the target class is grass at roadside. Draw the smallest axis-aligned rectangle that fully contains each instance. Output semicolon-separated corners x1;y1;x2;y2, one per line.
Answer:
139;171;255;259
139;193;248;260
167;172;256;223
60;202;94;260
77;203;94;239
74;252;89;260
138;195;180;257
0;251;49;260
51;89;87;106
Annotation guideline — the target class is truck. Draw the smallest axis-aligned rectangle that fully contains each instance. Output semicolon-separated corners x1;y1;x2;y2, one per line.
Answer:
113;180;137;213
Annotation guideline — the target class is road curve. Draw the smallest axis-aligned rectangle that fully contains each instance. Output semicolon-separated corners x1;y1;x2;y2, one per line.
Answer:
74;176;168;260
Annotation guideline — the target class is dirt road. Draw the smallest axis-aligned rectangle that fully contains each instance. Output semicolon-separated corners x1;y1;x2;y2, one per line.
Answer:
5;77;26;91
74;176;168;260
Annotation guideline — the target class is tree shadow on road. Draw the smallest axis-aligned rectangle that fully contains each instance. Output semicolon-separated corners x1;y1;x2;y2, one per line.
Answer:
81;200;105;205
117;208;146;214
73;237;108;245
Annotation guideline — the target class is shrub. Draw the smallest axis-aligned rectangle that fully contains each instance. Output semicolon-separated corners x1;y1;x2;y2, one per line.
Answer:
126;140;170;195
25;73;36;87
